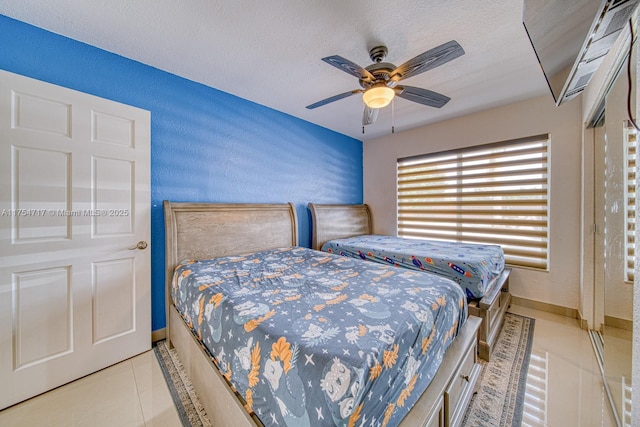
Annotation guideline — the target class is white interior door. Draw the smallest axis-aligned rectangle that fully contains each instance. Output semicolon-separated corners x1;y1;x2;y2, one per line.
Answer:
0;70;151;410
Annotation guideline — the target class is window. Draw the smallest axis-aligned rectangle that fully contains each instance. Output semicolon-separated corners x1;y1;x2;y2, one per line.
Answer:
397;135;550;270
624;121;636;282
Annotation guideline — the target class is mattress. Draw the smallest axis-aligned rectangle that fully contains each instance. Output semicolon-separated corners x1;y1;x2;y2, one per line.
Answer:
321;234;505;299
172;246;467;427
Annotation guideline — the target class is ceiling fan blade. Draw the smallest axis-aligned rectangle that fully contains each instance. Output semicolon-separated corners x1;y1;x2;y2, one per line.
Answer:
396;86;451;108
362;106;379;126
322;55;376;83
390;40;465;82
306;90;361;109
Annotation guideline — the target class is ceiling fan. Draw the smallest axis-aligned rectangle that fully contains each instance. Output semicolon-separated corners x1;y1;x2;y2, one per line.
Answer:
306;40;465;128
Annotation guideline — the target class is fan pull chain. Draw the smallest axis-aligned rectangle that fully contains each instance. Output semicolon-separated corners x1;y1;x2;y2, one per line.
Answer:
391;98;395;134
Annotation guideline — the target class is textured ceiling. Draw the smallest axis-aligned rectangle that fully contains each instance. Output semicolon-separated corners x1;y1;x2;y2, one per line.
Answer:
0;0;551;141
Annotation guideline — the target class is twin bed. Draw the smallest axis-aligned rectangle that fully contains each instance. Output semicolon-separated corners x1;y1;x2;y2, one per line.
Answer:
164;201;482;427
308;203;512;362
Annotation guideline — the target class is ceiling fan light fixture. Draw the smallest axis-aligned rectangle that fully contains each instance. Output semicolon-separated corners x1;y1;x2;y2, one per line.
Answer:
362;85;395;109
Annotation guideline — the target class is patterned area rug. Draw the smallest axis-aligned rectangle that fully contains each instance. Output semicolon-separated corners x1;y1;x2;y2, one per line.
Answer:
154;341;211;427
462;312;535;427
155;311;534;427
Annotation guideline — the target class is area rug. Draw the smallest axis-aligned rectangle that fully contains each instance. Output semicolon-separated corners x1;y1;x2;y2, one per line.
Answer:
461;312;535;427
155;311;534;427
154;341;211;427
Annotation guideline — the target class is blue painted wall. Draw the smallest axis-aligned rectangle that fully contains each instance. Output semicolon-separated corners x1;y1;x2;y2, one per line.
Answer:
0;15;363;331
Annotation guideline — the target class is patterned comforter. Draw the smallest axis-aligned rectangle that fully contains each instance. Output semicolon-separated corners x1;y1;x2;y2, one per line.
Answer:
172;246;467;427
321;235;505;299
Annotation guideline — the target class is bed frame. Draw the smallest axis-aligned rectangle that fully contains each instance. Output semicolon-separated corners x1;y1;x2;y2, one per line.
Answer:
164;200;481;427
308;202;511;362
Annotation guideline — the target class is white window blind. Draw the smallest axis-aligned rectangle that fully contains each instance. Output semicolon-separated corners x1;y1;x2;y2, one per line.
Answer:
397;135;550;270
624;121;636;282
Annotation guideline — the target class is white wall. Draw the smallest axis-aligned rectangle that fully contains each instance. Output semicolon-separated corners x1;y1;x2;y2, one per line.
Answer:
363;95;583;309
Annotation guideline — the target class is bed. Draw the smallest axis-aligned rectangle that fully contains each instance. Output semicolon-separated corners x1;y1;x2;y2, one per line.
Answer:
164;201;482;427
308;203;511;362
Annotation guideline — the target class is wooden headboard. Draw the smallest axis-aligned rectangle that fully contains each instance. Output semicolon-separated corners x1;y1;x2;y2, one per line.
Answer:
308;203;372;250
163;201;298;325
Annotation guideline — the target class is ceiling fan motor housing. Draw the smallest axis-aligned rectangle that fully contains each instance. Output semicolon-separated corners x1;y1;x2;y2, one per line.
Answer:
362;63;397;89
359;45;397;89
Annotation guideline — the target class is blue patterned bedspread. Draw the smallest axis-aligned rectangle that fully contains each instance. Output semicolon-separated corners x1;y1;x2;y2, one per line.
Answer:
321;235;505;299
172;246;467;427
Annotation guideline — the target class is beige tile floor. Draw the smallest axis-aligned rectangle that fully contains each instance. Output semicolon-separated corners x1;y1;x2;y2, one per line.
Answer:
0;304;620;427
509;305;617;427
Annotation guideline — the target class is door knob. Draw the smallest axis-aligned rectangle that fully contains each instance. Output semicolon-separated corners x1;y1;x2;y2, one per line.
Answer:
129;241;148;250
